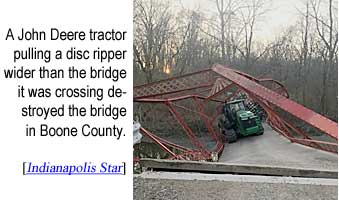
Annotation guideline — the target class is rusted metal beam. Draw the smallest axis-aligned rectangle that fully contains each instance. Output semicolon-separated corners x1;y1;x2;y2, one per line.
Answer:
212;64;338;140
134;63;338;161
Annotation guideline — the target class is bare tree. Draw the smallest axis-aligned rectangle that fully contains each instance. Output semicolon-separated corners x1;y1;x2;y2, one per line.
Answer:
310;0;338;114
134;0;174;83
198;0;241;64
215;0;237;62
293;1;312;103
133;0;338;120
235;0;269;68
174;10;202;74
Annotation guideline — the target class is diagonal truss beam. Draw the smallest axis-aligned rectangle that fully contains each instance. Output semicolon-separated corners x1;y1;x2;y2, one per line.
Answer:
134;69;216;99
134;64;337;160
212;64;337;139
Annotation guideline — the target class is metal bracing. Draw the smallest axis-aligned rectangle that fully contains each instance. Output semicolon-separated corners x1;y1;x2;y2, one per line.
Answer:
134;64;338;160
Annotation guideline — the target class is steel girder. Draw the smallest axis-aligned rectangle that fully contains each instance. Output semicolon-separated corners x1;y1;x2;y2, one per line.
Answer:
134;64;338;160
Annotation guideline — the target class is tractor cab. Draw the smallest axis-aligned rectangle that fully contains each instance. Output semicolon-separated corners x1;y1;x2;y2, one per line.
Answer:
220;99;264;143
224;99;246;120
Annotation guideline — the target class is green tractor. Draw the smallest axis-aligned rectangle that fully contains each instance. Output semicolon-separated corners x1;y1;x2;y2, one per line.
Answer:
218;99;264;143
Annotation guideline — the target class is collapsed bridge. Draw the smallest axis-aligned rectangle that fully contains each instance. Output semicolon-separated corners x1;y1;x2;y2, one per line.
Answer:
134;64;338;161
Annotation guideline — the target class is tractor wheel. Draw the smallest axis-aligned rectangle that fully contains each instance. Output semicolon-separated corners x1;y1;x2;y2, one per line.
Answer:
226;129;237;143
257;129;264;135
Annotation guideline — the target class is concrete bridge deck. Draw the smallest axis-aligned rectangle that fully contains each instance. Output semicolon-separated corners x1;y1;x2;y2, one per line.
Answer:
219;124;337;171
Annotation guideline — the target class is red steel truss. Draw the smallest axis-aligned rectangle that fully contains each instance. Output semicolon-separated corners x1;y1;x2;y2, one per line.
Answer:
134;64;338;161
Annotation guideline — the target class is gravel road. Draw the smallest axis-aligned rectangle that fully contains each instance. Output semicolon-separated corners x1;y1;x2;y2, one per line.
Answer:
134;176;337;200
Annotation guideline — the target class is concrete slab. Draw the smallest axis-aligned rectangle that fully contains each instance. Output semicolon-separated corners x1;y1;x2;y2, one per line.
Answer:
136;171;338;186
140;158;337;178
219;124;338;171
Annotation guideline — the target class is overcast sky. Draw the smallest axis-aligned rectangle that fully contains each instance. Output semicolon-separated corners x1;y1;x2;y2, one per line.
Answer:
178;0;305;41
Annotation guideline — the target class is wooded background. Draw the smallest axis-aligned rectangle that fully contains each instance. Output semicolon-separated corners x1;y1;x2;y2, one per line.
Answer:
133;0;338;120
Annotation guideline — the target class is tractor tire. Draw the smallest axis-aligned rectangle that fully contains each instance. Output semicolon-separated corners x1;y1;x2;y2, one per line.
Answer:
257;128;264;135
226;129;237;143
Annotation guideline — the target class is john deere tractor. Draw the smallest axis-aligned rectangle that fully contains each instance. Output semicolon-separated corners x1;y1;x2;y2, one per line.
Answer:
218;99;264;143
